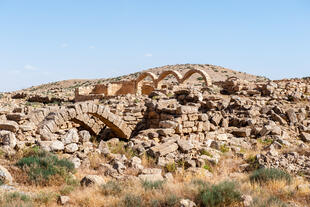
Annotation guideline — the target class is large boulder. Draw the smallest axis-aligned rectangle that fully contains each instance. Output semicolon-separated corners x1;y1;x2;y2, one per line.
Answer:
0;130;16;148
62;128;79;144
0;121;19;132
80;175;105;187
79;130;91;142
65;143;79;153
300;132;310;143
50;140;65;151
138;168;164;182
0;165;13;184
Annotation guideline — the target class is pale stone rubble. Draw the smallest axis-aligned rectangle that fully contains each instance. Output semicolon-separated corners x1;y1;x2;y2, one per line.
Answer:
0;75;310;206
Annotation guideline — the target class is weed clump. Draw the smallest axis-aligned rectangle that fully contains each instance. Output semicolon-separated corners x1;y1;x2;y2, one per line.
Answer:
219;144;230;153
122;194;142;207
252;196;288;207
165;162;177;173
101;181;122;196
142;180;165;190
0;192;33;207
250;168;291;184
16;149;75;185
196;181;242;207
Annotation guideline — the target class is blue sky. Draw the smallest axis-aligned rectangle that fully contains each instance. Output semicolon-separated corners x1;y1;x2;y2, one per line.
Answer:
0;0;309;92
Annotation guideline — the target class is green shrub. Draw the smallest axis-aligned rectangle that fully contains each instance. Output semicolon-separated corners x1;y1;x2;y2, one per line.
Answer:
16;150;75;185
164;194;180;207
142;180;164;190
108;142;136;159
246;155;260;171
101;181;122;196
196;181;242;207
33;192;55;205
150;199;161;207
150;194;179;207
165;162;177;173
252;196;288;207
0;192;33;207
200;149;213;157
220;144;230;153
123;194;142;207
60;185;75;195
250;168;291;184
191;179;209;187
65;176;79;186
258;138;274;145
21;146;41;157
203;164;213;172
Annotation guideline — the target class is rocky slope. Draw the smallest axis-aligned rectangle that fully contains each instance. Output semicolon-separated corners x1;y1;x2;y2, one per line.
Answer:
0;64;309;207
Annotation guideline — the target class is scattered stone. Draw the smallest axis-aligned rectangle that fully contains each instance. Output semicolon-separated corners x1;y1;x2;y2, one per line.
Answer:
0;165;13;184
58;196;70;205
180;199;196;207
80;175;105;187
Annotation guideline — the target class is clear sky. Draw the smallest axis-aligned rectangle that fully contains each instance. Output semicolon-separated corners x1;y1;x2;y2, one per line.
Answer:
0;0;309;92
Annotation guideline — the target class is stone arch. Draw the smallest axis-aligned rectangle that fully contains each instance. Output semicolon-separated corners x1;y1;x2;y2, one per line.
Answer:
180;69;212;86
155;70;183;88
135;72;158;95
37;102;132;139
136;72;158;85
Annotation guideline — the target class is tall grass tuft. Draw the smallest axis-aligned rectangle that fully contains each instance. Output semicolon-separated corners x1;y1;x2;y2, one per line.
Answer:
250;168;291;184
196;181;242;207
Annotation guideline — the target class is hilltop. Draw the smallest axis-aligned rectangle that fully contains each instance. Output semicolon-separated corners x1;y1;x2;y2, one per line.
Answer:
16;64;266;96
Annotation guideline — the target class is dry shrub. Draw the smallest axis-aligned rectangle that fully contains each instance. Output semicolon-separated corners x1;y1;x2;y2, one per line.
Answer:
88;152;106;169
141;153;157;168
16;150;75;186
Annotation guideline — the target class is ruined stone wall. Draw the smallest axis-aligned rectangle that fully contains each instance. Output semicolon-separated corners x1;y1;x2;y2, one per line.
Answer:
141;84;155;95
74;69;212;101
90;85;108;95
142;99;210;141
75;88;104;102
108;81;136;96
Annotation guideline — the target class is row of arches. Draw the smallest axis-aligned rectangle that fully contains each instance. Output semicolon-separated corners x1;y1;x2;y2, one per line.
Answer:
135;69;212;93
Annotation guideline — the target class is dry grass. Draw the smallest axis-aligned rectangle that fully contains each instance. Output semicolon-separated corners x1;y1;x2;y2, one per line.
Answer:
3;148;310;207
4;167;310;207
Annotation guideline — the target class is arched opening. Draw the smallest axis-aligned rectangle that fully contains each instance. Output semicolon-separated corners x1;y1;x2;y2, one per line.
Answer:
38;103;132;140
181;69;212;86
155;70;183;89
135;72;158;95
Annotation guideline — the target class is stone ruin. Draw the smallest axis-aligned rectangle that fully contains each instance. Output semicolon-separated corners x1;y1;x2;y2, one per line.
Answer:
75;68;212;101
1;67;310;204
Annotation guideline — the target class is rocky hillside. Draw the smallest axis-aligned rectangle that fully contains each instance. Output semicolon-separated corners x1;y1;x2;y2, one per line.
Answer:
0;65;309;207
13;64;266;95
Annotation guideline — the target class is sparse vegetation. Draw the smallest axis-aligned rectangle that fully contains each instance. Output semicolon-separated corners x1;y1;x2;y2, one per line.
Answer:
1;64;309;207
250;168;291;184
0;192;33;207
16;149;75;185
165;162;177;173
122;194;142;207
142;180;165;190
258;138;274;145
101;181;123;196
200;149;213;157
252;196;289;207
203;163;213;172
196;181;242;207
220;144;230;153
